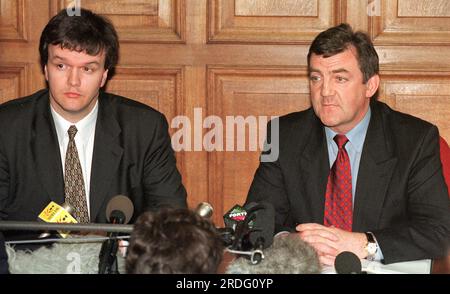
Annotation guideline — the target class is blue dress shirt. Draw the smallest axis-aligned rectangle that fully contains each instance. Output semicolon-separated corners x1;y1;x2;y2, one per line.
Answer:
324;107;384;261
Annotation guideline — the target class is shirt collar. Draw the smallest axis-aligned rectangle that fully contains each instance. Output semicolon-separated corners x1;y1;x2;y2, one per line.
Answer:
324;106;371;153
50;101;99;143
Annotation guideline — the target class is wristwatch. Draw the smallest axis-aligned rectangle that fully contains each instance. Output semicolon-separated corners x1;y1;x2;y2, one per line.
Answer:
364;232;378;261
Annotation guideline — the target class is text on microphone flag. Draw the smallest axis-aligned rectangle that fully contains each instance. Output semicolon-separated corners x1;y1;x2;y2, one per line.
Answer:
38;201;78;238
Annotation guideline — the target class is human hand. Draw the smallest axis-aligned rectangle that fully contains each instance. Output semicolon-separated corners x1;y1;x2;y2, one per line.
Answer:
296;223;367;266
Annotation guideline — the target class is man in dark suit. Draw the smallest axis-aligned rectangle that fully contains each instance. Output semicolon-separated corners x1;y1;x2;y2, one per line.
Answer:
247;23;449;265
0;8;186;240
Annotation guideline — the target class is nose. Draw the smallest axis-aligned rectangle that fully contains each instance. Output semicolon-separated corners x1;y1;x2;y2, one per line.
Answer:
68;68;81;87
320;78;334;97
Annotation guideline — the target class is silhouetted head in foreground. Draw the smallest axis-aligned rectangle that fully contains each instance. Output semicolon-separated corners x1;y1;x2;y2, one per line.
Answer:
126;208;224;274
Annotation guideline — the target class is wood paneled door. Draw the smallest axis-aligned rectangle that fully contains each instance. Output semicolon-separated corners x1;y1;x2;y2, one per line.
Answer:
1;0;450;227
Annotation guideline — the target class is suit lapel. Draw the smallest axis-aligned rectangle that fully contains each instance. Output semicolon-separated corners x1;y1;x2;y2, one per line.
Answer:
352;101;398;231
89;93;123;222
298;113;330;223
30;91;65;204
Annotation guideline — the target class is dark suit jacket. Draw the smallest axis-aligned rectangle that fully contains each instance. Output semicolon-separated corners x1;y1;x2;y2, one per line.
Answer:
0;233;8;274
247;100;450;264
0;89;187;239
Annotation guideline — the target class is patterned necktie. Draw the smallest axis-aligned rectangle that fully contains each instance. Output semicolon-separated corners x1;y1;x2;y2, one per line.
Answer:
64;125;89;223
323;134;353;231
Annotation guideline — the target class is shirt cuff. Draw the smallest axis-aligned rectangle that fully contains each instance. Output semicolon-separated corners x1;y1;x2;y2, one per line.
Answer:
374;241;384;261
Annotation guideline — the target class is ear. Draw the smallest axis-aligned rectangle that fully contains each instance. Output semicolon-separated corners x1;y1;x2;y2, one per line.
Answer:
44;65;49;81
365;74;380;98
100;69;109;88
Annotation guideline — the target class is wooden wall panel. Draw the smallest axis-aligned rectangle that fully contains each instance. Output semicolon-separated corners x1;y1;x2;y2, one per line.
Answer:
50;0;185;43
0;0;27;41
208;0;344;44
105;66;183;125
379;69;450;142
371;0;450;45
207;66;310;224
0;64;29;103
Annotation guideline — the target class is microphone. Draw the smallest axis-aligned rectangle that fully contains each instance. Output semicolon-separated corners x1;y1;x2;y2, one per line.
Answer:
226;234;321;274
245;201;275;250
37;201;77;238
195;202;213;219
222;201;275;264
334;251;365;274
224;203;254;251
223;204;247;230
98;195;134;274
231;202;275;250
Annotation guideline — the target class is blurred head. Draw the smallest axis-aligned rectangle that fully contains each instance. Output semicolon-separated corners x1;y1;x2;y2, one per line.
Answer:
39;8;119;123
307;23;380;134
126;208;224;274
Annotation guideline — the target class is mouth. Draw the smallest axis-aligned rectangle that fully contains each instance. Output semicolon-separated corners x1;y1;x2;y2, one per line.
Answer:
64;92;81;98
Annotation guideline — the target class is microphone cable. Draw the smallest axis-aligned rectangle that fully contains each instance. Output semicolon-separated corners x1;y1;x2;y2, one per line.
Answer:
225;247;264;265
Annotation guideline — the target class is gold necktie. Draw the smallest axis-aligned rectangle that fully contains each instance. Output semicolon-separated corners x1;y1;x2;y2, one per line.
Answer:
64;125;89;223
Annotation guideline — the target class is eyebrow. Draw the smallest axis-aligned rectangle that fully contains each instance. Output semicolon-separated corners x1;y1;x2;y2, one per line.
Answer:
309;67;350;74
51;55;101;66
331;68;350;74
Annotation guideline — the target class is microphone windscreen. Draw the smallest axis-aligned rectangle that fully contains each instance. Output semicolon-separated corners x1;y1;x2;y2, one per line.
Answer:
245;201;275;249
226;235;321;274
5;237;126;274
106;195;134;224
334;251;362;274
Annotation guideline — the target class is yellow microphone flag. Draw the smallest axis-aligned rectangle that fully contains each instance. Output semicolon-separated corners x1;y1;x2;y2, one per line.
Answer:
38;201;78;238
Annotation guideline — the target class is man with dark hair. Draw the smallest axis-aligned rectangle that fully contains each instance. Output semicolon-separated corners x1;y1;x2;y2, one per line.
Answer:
126;208;224;274
0;8;187;240
247;23;449;265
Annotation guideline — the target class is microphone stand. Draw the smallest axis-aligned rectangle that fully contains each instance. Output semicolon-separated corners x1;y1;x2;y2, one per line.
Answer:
98;211;125;274
98;235;120;274
0;221;133;233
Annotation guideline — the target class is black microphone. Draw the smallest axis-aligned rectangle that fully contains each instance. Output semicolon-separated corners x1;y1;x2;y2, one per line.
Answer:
221;202;275;264
241;202;275;264
225;203;256;251
221;204;248;248
232;202;275;250
98;195;134;274
334;251;366;274
245;201;275;250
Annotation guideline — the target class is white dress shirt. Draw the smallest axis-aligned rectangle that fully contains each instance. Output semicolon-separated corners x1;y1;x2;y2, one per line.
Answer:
50;102;98;217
